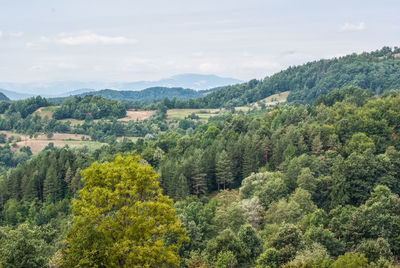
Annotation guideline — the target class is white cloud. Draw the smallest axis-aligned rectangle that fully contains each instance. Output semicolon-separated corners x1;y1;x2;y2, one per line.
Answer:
56;33;137;45
340;22;366;32
9;32;23;37
242;60;280;70
198;62;223;73
0;31;3;38
26;32;137;48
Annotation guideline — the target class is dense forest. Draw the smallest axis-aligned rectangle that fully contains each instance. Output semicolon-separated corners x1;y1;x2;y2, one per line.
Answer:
49;86;218;106
2;83;400;266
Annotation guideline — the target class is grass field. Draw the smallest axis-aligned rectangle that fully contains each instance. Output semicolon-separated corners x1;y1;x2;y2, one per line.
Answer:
235;91;290;111
167;109;221;121
0;131;105;154
34;106;59;119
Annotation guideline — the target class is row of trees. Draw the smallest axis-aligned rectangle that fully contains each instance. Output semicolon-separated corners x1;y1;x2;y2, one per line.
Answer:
52;95;126;120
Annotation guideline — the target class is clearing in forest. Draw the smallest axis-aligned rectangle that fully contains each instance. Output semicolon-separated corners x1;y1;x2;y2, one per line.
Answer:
167;109;221;120
118;110;155;122
0;131;104;154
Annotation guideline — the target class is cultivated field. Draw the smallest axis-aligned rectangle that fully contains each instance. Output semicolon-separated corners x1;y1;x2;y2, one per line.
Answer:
118;110;155;122
167;109;221;120
0;131;105;154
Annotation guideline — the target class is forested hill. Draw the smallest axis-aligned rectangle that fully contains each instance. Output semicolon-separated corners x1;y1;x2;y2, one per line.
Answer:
174;47;400;108
3;87;400;266
0;92;10;101
51;86;217;104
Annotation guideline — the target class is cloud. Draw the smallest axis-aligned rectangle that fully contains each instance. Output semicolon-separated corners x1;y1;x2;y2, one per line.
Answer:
26;32;137;48
340;22;366;32
242;60;280;70
9;32;23;37
0;31;2;38
56;33;137;45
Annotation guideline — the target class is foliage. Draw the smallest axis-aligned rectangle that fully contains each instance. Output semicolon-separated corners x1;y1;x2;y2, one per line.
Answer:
53;95;126;120
60;155;188;267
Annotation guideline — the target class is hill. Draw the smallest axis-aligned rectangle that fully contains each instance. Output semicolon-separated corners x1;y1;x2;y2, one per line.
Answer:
177;47;400;108
2;87;400;266
0;88;34;100
0;92;10;101
0;73;241;97
50;86;217;104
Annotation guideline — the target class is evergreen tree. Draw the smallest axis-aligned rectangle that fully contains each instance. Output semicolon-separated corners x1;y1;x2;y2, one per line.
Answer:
192;162;207;196
216;150;234;190
175;173;190;200
43;164;61;203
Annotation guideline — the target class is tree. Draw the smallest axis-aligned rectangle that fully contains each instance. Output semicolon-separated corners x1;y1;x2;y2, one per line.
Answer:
216;150;233;190
61;155;188;267
0;224;53;268
297;168;317;196
238;224;262;262
356;238;393;263
332;252;368;268
192;161;207;196
205;229;246;265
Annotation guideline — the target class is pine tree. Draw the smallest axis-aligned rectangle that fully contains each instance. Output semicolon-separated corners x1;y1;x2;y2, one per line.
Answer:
64;167;72;188
216;150;233;190
192;162;207;196
175;173;190;200
43;163;61;202
312;134;323;155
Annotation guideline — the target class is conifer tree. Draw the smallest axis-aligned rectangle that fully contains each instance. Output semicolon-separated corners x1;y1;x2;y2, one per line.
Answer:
216;150;233;190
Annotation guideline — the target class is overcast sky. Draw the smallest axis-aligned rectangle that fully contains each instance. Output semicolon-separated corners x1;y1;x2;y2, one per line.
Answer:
0;0;399;83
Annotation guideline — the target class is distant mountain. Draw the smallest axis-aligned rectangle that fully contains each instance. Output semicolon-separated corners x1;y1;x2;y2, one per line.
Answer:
51;86;218;104
113;74;242;91
0;92;10;101
59;88;97;97
0;88;34;100
0;74;242;98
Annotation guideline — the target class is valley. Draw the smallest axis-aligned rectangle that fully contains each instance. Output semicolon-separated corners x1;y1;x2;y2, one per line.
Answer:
1;47;400;267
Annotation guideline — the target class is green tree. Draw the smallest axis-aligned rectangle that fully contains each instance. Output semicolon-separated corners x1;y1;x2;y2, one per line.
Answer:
0;224;53;268
216;150;234;190
61;155;188;267
332;252;368;268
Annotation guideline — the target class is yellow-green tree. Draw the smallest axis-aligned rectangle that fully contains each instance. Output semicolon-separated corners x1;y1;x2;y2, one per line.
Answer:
61;155;188;267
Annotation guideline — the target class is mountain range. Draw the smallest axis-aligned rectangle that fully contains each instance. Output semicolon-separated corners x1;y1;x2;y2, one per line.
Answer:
0;74;242;100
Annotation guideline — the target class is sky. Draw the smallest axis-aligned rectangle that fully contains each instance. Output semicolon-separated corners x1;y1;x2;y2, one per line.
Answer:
0;0;399;83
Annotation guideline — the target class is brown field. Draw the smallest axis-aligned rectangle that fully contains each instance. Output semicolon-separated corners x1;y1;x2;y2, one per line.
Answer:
34;106;59;119
118;110;155;122
0;131;104;154
167;109;221;120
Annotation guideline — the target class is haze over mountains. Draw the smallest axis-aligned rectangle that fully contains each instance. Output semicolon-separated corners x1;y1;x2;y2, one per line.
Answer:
0;74;242;100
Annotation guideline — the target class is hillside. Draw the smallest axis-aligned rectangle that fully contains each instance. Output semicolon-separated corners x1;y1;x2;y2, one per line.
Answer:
0;92;9;101
176;47;400;108
50;86;217;104
80;86;215;102
2;87;400;266
0;88;33;100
